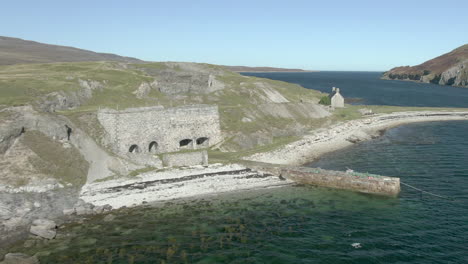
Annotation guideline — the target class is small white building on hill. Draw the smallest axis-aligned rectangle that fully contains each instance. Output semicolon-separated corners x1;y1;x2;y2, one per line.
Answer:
330;87;344;108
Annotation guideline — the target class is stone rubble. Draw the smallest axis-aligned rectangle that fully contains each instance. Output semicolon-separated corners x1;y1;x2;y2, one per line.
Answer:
29;219;57;240
0;253;39;264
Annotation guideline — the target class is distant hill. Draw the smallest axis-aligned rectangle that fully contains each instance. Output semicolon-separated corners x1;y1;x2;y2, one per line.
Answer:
223;65;315;72
0;36;144;65
382;44;468;87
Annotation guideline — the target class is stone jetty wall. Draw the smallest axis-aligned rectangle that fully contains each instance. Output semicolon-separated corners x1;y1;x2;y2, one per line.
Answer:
280;167;400;197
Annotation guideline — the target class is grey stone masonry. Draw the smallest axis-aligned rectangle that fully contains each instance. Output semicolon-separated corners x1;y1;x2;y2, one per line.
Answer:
280;167;400;197
162;151;208;167
97;105;222;156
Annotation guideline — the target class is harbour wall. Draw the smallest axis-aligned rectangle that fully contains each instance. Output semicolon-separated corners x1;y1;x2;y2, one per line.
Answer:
279;167;400;197
242;161;400;197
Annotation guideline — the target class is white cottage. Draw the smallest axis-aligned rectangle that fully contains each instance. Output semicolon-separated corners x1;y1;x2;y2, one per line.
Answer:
330;87;344;108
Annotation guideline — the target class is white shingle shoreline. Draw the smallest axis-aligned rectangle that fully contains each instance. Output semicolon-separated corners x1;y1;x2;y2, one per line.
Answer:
80;111;468;209
246;111;468;165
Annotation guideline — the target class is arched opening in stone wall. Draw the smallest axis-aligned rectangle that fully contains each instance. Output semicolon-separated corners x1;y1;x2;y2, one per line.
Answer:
179;139;193;149
196;137;209;147
149;141;159;153
129;144;140;153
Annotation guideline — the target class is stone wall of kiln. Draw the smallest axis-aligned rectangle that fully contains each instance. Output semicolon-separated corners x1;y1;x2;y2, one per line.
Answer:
162;151;208;167
97;105;222;157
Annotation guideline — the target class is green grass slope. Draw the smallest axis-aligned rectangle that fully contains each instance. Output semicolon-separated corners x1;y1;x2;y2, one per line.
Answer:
0;62;327;144
0;36;142;65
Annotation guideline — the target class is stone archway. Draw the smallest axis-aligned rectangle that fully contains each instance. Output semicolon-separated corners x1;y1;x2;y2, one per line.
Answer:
129;144;140;153
149;141;158;153
196;137;209;147
179;139;193;149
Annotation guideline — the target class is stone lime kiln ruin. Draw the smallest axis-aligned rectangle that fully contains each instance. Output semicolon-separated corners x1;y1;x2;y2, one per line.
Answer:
97;104;222;167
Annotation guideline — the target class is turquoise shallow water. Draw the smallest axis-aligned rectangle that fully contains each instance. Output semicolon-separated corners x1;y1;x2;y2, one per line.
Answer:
18;73;468;263
26;121;468;263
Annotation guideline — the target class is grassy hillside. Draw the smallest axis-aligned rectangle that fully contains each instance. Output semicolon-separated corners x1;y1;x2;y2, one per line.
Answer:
0;61;330;151
0;62;149;107
0;61;322;107
0;36;142;65
382;44;468;87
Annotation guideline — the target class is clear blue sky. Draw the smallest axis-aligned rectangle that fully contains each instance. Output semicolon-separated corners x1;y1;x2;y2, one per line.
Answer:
1;0;467;71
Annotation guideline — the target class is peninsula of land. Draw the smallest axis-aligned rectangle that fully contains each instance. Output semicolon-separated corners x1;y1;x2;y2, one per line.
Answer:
382;44;468;88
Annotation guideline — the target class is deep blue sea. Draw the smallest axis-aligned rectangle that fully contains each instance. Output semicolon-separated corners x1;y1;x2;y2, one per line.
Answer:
242;71;468;107
22;72;468;263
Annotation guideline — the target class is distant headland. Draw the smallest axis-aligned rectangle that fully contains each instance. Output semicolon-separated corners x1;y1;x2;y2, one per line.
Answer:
382;44;468;88
223;65;318;72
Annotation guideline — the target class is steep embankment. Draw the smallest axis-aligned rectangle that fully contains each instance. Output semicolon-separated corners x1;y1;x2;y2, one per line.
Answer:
0;36;143;65
382;44;468;87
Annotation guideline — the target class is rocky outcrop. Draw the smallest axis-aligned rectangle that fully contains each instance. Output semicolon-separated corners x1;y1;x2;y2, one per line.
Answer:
132;80;158;99
0;105;137;249
438;61;468;87
62;199;112;216
232;132;273;150
0;253;39;264
155;72;225;94
29;219;57;239
0;187;79;250
38;79;105;112
382;44;468;87
135;62;225;95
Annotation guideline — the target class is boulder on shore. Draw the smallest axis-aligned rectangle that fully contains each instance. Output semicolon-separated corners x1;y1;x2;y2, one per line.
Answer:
29;219;56;240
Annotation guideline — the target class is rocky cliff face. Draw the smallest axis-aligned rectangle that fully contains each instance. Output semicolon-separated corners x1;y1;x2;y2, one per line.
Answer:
382;44;468;87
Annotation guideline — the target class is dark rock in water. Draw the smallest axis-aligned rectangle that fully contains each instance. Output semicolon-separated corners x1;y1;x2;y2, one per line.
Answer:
0;253;39;264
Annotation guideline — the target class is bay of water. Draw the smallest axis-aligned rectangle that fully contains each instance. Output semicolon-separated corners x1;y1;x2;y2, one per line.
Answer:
242;71;468;107
21;73;468;263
